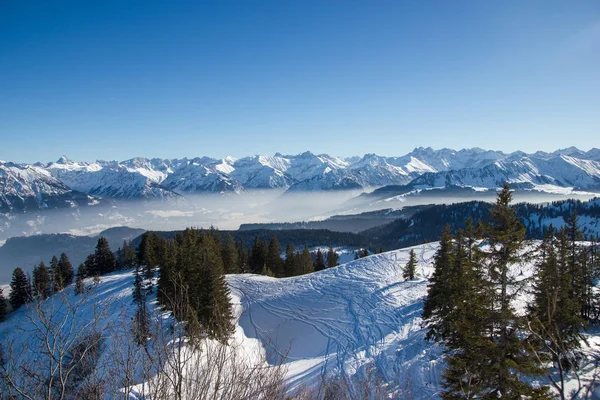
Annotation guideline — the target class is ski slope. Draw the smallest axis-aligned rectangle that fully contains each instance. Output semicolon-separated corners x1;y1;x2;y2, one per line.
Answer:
228;244;443;397
1;243;599;398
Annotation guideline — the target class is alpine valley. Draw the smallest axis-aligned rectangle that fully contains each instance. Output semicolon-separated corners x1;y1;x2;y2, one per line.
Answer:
2;147;600;213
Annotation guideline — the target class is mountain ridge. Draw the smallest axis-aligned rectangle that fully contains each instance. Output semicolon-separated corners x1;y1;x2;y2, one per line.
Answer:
2;147;600;212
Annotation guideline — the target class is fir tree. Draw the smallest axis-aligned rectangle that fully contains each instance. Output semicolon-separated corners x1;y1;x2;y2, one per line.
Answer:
58;252;74;288
32;262;51;299
528;226;585;398
266;236;284;277
476;182;546;398
422;226;454;341
138;232;157;279
299;246;314;275
249;236;268;275
118;240;138;270
50;255;61;293
74;263;86;295
9;267;31;309
90;237;117;276
326;246;339;268
236;239;249;273
284;242;297;276
314;249;326;271
221;234;239;274
403;249;417;280
0;288;7;322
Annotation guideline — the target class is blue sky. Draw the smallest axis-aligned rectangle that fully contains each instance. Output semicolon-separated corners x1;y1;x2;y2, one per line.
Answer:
1;1;599;163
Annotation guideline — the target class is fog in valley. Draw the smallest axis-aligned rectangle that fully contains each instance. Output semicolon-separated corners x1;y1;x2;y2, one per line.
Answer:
1;189;596;244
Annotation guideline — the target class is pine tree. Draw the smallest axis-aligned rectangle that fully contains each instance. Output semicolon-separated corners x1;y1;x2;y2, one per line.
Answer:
138;232;157;279
58;252;74;288
403;249;417;280
236;239;249;273
74;263;86;295
50;255;61;293
94;236;117;276
299;246;314;275
528;226;585;398
117;240;138;270
9;267;31;309
476;182;546;398
249;236;268;274
132;265;150;345
326;246;339;268
221;234;239;274
284;242;297;276
314;249;326;271
32;262;51;299
422;226;454;341
266;236;284;277
0;288;7;322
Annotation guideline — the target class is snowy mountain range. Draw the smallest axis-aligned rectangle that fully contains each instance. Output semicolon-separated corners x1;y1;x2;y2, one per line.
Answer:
2;147;600;212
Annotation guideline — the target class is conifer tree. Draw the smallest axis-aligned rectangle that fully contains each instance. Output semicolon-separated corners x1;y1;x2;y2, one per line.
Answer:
284;242;296;276
266;236;284;277
476;182;546;398
236;239;249;273
221;234;239;274
299;246;314;275
528;226;585;398
9;267;31;309
117;240;138;270
0;289;7;322
326;246;339;268
58;252;74;288
92;237;117;276
314;249;326;271
138;233;158;279
422;226;454;341
403;249;417;280
32;262;51;299
249;236;268;274
50;255;60;293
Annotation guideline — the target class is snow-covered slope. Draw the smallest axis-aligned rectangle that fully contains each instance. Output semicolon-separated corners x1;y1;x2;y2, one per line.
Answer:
47;157;179;199
0;161;93;212
1;243;598;398
161;157;244;194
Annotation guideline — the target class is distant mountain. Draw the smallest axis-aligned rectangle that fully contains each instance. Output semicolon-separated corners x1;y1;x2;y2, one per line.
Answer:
360;153;600;202
0;161;95;212
46;157;179;199
2;147;600;213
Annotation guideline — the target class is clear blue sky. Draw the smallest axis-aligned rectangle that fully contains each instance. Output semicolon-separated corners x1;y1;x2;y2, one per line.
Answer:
1;1;598;163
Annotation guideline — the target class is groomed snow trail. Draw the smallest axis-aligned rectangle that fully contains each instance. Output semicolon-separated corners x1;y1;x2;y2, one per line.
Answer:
227;244;444;398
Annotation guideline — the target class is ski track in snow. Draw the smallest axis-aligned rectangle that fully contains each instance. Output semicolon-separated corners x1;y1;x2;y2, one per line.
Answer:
227;244;445;397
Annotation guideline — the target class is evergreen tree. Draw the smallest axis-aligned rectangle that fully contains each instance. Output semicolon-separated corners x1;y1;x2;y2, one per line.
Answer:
9;268;31;309
249;236;268;275
132;265;150;345
118;240;138;270
422;226;455;341
50;255;61;293
284;242;297;277
0;289;7;322
326;246;339;268
221;234;239;274
266;236;284;277
32;262;51;299
528;226;585;398
236;239;249;273
299;246;314;275
138;232;157;279
475;183;546;398
314;249;326;271
58;252;74;288
90;237;117;276
403;249;417;280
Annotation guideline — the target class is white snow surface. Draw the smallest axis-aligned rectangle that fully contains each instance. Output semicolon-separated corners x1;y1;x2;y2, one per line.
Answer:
1;243;599;398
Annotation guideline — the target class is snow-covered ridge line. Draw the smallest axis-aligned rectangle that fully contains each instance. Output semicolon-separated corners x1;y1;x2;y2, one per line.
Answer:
2;147;600;211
